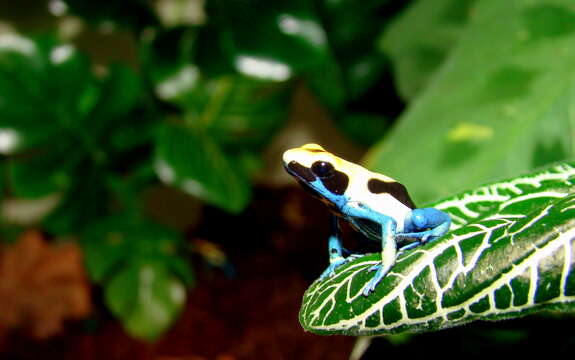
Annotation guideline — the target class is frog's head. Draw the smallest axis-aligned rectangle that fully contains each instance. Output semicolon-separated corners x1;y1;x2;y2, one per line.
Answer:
282;144;351;210
283;143;416;213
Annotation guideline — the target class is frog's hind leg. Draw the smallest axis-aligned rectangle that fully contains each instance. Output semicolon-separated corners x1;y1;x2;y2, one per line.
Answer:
401;208;451;243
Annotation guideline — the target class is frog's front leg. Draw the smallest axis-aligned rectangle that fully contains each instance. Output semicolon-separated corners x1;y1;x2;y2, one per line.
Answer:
363;217;397;296
319;216;360;280
400;208;451;246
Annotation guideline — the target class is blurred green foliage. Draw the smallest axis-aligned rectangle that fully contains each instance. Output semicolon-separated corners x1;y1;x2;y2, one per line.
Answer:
1;0;574;345
367;0;575;203
0;0;399;340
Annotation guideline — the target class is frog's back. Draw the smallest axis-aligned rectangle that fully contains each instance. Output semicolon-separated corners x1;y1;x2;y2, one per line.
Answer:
345;170;415;240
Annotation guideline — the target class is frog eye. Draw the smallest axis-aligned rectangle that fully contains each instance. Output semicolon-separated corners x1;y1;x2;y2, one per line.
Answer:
311;161;335;178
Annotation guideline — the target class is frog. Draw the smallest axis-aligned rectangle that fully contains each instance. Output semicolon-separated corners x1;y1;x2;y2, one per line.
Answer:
283;143;451;296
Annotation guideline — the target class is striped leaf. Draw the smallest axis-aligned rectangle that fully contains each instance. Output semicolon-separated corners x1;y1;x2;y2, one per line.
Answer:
299;162;575;335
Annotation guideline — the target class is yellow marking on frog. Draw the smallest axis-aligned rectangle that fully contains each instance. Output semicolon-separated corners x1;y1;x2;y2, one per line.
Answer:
283;143;396;183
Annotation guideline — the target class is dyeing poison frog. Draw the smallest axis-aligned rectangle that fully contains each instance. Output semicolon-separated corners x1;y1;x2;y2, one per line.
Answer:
283;144;451;296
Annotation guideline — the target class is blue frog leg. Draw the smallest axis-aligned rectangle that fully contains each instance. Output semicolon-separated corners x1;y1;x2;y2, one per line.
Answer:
363;217;397;296
327;215;344;261
319;215;348;280
401;208;451;243
319;211;369;280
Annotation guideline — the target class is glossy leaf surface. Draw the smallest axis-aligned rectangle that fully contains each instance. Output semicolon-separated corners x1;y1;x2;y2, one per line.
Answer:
300;162;575;335
379;0;476;100
0;34;141;199
83;216;192;340
0;34;97;155
82;216;193;285
106;261;186;341
305;0;399;146
366;0;575;204
210;0;328;80
154;124;251;214
144;26;291;213
143;28;292;150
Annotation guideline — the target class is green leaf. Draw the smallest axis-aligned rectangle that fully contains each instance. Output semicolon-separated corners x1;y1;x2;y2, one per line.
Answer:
42;165;109;234
82;216;192;285
0;34;97;153
0;34;145;236
194;75;292;148
154;124;251;213
141;27;198;100
82;217;132;283
210;0;329;80
8;141;78;197
336;113;390;147
83;216;192;340
366;0;575;204
304;54;347;112
299;161;575;336
86;63;141;131
105;261;186;341
0;33;142;154
143;28;292;149
317;0;391;101
306;0;394;112
378;0;476;100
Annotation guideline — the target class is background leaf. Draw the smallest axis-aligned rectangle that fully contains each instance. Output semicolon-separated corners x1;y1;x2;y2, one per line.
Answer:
0;34;97;154
210;0;329;80
105;261;186;341
82;216;192;285
154;123;251;213
365;0;575;204
83;216;192;340
304;0;402;146
143;27;293;150
378;0;476;100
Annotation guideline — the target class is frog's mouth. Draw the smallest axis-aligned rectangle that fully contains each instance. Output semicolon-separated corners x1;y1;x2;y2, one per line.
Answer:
284;161;345;216
284;161;323;199
296;179;322;198
284;161;315;182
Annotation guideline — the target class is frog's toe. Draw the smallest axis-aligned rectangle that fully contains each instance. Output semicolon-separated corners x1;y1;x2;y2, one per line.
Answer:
400;230;437;243
319;266;336;280
321;254;367;279
345;253;364;262
398;241;422;252
319;258;346;280
368;263;380;272
362;263;391;296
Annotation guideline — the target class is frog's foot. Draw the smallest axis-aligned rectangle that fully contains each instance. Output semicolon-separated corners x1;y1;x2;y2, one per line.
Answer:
319;254;363;280
399;229;440;244
319;258;346;280
398;240;422;253
362;262;392;296
401;220;451;243
344;253;364;262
